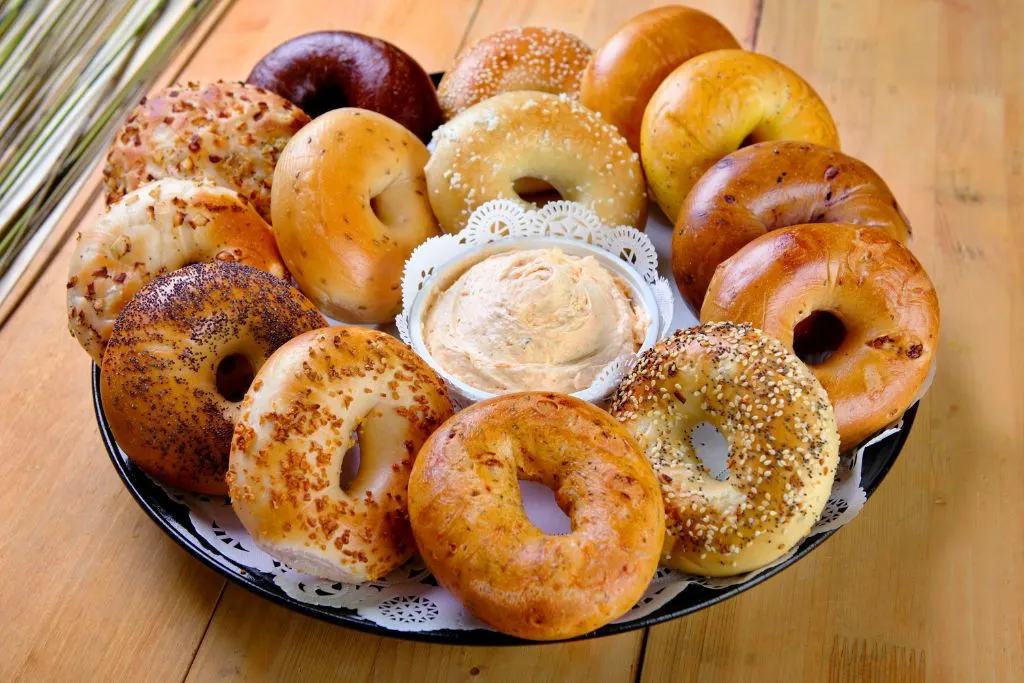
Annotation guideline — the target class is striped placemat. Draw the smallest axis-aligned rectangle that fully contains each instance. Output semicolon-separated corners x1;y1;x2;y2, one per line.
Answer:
0;0;219;320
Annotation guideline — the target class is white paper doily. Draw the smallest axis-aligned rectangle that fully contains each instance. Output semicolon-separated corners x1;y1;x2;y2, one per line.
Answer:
395;200;675;407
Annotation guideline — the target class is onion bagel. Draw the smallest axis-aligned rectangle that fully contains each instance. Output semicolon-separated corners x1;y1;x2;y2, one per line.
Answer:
641;50;840;222
701;224;939;449
104;81;309;222
408;392;664;640
609;322;840;576
100;262;326;494
228;327;453;583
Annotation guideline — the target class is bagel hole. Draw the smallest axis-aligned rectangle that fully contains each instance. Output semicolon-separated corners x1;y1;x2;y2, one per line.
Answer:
369;193;389;226
513;177;564;208
339;427;363;493
215;354;255;402
692;422;730;482
519;480;572;535
793;311;847;365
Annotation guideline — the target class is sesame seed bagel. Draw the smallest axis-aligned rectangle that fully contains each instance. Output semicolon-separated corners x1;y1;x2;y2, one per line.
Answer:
104;81;310;223
437;27;592;121
426;91;646;234
701;224;939;449
609;323;840;577
408;392;664;640
68;178;286;364
272;108;440;323
641;50;840;223
100;262;326;494
228;327;453;583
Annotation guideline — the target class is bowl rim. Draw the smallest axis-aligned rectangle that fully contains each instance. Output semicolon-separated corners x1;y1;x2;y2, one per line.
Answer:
406;235;661;403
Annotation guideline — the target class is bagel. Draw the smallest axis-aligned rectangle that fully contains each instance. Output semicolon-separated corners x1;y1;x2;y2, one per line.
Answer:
271;108;440;323
673;141;912;311
437;27;592;121
701;224;939;449
103;81;310;223
228;326;453;583
609;322;840;576
579;6;740;151
247;31;441;142
426;91;646;234
641;50;839;222
67;178;286;364
100;262;326;494
408;392;664;640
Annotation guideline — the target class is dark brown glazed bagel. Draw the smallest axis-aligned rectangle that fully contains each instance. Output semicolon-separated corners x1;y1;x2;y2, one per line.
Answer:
673;141;912;311
247;31;442;142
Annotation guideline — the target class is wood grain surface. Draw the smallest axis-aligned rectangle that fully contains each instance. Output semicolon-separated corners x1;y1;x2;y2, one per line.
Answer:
0;0;1021;681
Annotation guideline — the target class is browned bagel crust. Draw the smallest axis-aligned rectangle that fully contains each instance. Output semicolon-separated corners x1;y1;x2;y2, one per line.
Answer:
408;392;664;640
246;31;441;142
701;224;939;449
674;141;912;311
100;262;326;494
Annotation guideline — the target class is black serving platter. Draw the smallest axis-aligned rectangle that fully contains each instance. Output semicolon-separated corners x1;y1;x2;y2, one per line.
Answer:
93;364;916;645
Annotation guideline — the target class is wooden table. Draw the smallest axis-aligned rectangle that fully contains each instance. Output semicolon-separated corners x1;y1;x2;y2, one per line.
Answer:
1;0;1021;680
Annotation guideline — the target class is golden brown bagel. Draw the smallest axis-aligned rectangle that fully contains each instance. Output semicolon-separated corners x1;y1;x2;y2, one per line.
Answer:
67;178;286;364
101;262;326;494
609;323;840;576
579;6;740;151
641;50;840;222
408;392;664;640
426;91;646;233
271;108;440;323
438;27;592;121
701;224;939;449
673;141;912;311
104;81;310;222
228;327;453;582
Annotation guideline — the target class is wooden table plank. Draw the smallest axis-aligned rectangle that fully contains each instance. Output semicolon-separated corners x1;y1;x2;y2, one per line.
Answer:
641;1;1024;681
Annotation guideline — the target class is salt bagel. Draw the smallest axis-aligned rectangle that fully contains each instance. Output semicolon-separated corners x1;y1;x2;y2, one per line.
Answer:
673;141;912;311
408;392;664;640
701;224;939;449
67;178;286;364
438;27;592;121
228;326;453;583
609;322;840;576
271;108;440;323
104;81;310;223
426;91;646;234
642;50;840;222
579;6;740;151
100;262;326;494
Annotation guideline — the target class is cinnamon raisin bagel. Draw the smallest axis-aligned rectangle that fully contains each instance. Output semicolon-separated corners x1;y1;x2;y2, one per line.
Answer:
247;31;441;142
100;262;326;494
426;91;646;234
228;327;453;583
673;141;912;311
68;178;286;363
701;224;939;449
103;81;310;222
641;50;840;222
271;108;440;323
438;27;592;121
609;323;840;576
408;392;664;640
579;6;740;151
